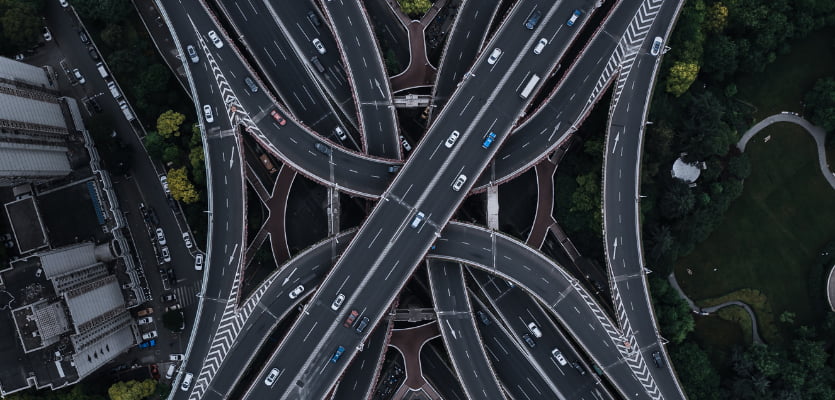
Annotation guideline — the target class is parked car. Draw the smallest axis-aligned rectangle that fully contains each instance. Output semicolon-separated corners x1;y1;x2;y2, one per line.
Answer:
194;253;204;271
137;307;154;317
72;69;85;84
169;354;185;362
78;30;91;44
159;175;170;195
137;316;154;325
42;27;52;41
182;232;193;248
180;372;193;391
142;330;158;340
400;135;412;151
331;294;345;311
163;293;177;302
161;246;171;263
138;339;156;348
344;310;359;327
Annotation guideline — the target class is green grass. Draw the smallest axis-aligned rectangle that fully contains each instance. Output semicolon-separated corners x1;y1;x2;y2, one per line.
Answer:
736;27;835;121
675;123;835;344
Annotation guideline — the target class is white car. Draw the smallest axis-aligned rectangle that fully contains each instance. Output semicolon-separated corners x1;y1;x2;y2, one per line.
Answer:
142;330;158;340
42;27;52;41
72;69;85;84
312;38;326;54
160;175;170;194
59;0;69;7
137;316;153;325
203;104;214;123
180;372;193;391
331;294;345;311
650;36;663;56
551;348;568;366
334;126;347;141
208;30;223;48
487;48;502;64
289;285;304;299
533;38;548;54
169;354;185;361
445;130;460;148
186;45;199;63
156;228;166;245
400;136;412;152
161;246;171;263
182;232;193;249
527;322;543;338
264;368;280;386
452;174;467;191
194;253;204;271
410;211;425;228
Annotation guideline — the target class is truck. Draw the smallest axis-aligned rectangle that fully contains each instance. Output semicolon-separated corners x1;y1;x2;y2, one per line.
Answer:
107;80;121;99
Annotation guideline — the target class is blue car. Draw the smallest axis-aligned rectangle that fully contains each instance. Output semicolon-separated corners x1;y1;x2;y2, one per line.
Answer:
567;10;582;26
138;339;156;349
482;132;497;149
525;10;542;30
330;346;345;363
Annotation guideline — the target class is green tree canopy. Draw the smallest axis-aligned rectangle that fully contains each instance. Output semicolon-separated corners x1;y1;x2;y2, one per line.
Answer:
1;1;41;51
804;77;835;132
666;62;700;97
157;110;186;138
167;167;199;204
107;380;156;400
397;0;432;16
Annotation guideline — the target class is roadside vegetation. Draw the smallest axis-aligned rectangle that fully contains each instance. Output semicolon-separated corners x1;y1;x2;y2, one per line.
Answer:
642;0;835;399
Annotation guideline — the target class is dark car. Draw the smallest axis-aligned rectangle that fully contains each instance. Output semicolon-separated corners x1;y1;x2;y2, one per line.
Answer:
525;10;542;30
571;362;586;375
307;10;321;26
314;142;332;155
355;316;370;333
522;333;536;348
476;310;491;325
244;76;258;92
652;351;664;368
78;30;91;44
88;46;100;61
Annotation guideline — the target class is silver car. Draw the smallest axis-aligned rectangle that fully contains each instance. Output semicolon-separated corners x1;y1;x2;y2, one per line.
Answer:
452;175;467;191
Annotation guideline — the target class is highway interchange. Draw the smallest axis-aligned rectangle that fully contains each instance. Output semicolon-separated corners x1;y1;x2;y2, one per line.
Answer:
152;0;688;398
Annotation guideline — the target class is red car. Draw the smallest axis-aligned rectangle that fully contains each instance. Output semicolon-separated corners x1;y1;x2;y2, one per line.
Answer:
270;110;287;126
344;310;359;328
149;364;160;380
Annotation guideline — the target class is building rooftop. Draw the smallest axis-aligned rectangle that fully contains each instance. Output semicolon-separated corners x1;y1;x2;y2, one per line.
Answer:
39;243;97;279
4;197;48;254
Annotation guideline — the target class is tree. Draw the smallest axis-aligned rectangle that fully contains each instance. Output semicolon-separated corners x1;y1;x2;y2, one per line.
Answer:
157;110;186;138
100;24;124;48
650;276;695;344
727;153;751;179
804;77;835;132
72;0;133;23
167;167;199;204
702;35;738;83
670;342;722;399
659;180;695;220
162;310;184;332
1;2;41;51
397;0;432;16
143;131;166;161
569;171;602;232
666;62;700;97
107;380;156;400
704;2;729;32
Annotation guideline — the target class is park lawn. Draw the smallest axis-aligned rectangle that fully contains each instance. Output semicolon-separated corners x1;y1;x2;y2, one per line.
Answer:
736;27;835;121
675;123;835;342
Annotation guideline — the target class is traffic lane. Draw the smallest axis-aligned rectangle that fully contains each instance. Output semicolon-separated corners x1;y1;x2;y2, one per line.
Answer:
332;320;390;400
420;343;468;400
428;261;507;400
469;293;560;399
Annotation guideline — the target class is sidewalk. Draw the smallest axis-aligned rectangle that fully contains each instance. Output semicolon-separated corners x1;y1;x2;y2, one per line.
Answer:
385;0;450;91
388;322;442;399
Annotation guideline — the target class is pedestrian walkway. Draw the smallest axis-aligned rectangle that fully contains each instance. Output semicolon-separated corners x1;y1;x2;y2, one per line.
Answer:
737;112;835;190
526;159;557;248
667;273;763;344
385;0;449;91
388;322;442;399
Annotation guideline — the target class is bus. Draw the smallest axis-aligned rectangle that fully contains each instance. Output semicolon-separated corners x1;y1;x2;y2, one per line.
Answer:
520;74;541;99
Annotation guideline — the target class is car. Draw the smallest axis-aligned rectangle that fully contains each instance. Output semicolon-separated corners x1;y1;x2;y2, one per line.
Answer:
244;76;258;92
331;294;345;311
410;211;425;228
289;285;304;299
312;38;326;54
487;48;502;64
137;316;153;325
165;364;176;380
72;69;85;84
142;330;158;340
651;351;664;368
161;246;171;262
650;36;663;56
567;9;582;26
571;361;587;375
14;53;24;61
160;175;170;194
165;304;182;313
344;310;359;327
137;307;154;317
150;364;160;380
85;98;102;113
334;126;347;141
551;348;568;366
482;132;497;148
208;30;223;48
387;165;400;173
314;142;332;155
138;339;156;348
88;46;100;61
355;316;370;333
476;311;491;325
180;372;193;391
59;0;69;7
187;45;199;63
330;346;345;363
182;232;193;249
400;136;412;151
169;354;185;361
452;174;467;191
202;104;214;123
525;10;542;29
270;110;287;125
78;30;90;44
194;253;204;271
163;293;177;302
522;333;536;348
307;10;321;26
156;228;167;245
42;27;52;41
533;38;548;54
445;130;460;148
264;368;280;386
527;322;543;338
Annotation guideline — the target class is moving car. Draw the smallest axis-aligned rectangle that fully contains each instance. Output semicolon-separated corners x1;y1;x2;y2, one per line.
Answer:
344;310;359;327
331;294;345;311
314;142;332;155
270;110;287;125
244;76;258;92
571;361;587;375
203;104;214;123
566;9;582;26
187;45;199;63
522;333;536;348
289;285;304;299
264;368;280;386
334;126;347;141
208;30;223;48
652;351;664;368
312;38;326;54
487;48;502;64
59;0;69;7
650;36;663;56
527;322;543;338
452;175;467;191
445;130;460;148
476;311;491;325
400;135;412;151
525;10;542;29
355;316;370;333
410;211;425;228
482;132;497;148
194;253;204;271
180;372;193;391
551;348;568;366
156;228;167;245
533;38;548;54
330;346;345;363
307;11;321;26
